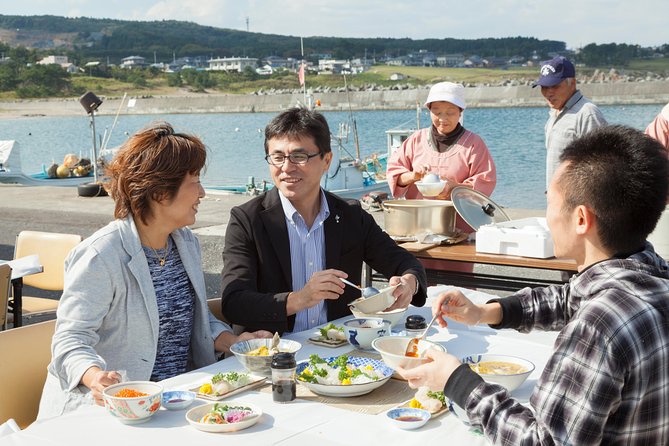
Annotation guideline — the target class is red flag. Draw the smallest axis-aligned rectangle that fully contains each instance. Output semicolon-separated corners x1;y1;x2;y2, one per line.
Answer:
298;62;305;86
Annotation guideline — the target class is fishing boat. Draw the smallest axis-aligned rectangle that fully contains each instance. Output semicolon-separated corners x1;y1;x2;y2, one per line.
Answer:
0;140;94;187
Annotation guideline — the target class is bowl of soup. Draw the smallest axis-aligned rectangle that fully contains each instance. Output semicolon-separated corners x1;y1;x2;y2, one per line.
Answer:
461;354;535;392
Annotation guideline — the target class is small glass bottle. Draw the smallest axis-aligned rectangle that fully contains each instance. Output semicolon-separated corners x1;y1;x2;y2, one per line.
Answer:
271;352;297;403
405;314;427;337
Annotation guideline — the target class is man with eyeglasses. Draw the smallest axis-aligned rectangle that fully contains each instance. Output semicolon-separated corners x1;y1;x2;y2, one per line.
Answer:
221;107;427;334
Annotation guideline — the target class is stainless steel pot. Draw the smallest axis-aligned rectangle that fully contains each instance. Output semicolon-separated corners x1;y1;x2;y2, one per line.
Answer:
381;199;456;237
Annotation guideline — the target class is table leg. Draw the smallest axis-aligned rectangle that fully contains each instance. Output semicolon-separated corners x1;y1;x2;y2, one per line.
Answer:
11;278;23;328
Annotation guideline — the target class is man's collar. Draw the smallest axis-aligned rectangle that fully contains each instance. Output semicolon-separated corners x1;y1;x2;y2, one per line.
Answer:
278;188;330;223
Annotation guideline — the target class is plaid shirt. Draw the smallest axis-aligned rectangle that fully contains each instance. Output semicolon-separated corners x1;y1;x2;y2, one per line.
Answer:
454;245;669;445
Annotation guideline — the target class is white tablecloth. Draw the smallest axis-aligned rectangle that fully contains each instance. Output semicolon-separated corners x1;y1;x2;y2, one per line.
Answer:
5;286;557;446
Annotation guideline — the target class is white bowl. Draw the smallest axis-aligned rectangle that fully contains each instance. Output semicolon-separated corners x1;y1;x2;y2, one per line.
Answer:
185;402;262;433
296;356;393;397
349;284;398;313
161;390;196;410
230;338;302;377
461;353;535;392
415;179;447;197
102;381;163;424
386;407;431;430
350;306;408;328
343;317;391;350
372;336;446;370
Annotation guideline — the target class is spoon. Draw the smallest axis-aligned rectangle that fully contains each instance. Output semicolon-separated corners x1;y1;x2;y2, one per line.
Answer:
405;313;439;357
340;278;380;298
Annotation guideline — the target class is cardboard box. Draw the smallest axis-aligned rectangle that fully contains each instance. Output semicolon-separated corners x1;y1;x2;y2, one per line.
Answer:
476;217;554;258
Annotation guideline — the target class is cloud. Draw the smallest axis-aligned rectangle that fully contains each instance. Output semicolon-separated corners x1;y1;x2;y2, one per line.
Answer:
2;0;666;48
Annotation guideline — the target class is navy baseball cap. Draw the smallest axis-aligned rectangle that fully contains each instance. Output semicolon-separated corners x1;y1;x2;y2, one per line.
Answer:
532;56;575;88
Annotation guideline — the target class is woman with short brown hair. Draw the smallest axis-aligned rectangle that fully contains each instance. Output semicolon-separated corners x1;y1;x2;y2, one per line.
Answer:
39;122;271;419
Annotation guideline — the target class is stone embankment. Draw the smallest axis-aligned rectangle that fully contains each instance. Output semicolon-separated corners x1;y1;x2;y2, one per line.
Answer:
1;78;668;117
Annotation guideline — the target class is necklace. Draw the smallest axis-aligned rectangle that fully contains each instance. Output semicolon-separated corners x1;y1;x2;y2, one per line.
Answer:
150;239;170;267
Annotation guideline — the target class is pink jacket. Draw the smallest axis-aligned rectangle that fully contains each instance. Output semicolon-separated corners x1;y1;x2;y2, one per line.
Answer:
386;127;496;232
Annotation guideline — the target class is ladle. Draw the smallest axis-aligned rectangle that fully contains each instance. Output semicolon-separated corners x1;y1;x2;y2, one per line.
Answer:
339;278;380;298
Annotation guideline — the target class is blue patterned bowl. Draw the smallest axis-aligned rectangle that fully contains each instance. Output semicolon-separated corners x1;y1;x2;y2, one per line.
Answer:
386;407;431;429
343;317;391;350
296;356;393;397
161;390;196;410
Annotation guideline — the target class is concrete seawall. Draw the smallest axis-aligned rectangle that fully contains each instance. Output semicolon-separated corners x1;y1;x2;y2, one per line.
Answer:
1;80;668;117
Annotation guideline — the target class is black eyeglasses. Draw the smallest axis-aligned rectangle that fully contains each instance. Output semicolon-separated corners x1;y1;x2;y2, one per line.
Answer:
265;152;321;166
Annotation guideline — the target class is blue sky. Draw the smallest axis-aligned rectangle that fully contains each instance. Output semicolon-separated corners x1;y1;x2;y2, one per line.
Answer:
4;0;666;50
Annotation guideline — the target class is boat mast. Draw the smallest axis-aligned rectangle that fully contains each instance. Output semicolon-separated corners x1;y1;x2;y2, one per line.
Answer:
300;37;308;108
343;74;361;160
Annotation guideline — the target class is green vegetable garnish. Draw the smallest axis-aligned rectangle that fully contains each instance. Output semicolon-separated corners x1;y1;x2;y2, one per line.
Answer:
427;390;446;406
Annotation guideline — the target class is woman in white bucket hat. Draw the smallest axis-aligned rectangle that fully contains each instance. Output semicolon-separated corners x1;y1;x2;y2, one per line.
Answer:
386;81;496;233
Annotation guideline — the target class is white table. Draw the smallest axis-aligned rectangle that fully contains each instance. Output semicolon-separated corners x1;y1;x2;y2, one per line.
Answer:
5;286;557;445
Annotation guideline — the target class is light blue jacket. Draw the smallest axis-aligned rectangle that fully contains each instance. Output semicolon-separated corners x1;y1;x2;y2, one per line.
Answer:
38;217;230;419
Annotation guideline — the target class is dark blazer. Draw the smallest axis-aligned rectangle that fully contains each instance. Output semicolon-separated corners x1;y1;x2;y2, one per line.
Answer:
221;188;427;333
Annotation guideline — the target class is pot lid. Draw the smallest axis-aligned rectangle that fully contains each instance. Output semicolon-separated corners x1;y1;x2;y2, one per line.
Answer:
450;186;510;231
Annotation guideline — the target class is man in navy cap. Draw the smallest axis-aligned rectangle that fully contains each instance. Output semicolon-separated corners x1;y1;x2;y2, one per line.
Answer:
534;55;607;190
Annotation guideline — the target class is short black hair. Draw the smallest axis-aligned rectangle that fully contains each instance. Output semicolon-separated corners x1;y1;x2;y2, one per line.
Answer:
558;125;668;253
264;107;331;155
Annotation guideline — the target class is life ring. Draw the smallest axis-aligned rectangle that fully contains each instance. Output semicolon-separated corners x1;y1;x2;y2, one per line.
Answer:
77;182;108;197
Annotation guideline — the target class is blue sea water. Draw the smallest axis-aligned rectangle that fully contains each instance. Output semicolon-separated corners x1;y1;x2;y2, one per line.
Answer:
0;103;661;209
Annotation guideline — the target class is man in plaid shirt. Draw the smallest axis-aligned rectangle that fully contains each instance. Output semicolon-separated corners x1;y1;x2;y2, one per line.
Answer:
399;125;669;445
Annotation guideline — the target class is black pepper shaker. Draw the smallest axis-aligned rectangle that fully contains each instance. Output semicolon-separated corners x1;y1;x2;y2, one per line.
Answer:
271;352;296;403
405;314;427;337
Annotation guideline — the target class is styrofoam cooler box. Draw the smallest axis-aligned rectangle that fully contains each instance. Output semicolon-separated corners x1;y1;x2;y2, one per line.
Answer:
476;217;555;258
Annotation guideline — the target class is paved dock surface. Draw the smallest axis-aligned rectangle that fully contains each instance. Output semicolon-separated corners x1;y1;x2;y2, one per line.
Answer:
1;184;550;325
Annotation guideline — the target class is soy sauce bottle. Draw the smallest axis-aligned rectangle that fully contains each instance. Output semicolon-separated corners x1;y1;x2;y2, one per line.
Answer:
405;314;427;337
271;352;296;403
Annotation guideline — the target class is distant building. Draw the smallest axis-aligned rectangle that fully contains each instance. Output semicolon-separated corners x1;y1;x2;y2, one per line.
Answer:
37;55;80;73
318;59;350;74
263;56;298;70
386;56;409;67
121;56;147;69
437;54;465;67
207;57;257;72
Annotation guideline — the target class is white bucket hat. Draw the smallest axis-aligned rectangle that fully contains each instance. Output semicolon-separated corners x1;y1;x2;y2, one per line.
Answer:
424;82;466;110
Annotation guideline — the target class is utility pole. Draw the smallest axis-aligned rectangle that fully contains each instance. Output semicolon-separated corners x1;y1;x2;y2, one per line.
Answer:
246;17;249;32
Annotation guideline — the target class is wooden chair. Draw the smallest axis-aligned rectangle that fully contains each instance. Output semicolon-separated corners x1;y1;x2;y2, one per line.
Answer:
0;264;11;331
13;231;82;322
0;319;56;429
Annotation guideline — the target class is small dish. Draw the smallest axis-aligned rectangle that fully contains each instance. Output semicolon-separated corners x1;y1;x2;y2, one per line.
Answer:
386;407;431;430
185;402;262;433
191;373;267;401
161;390;196;410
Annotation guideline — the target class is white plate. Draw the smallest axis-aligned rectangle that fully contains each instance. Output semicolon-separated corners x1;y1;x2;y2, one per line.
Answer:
296;356;393;397
185;402;262;433
191;373;267;401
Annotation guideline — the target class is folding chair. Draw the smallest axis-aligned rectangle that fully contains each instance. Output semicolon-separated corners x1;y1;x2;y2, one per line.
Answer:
12;231;82;323
0;319;56;428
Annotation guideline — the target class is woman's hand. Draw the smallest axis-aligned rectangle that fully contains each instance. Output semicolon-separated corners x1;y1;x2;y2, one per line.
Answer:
215;330;273;354
81;366;122;406
236;330;274;343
